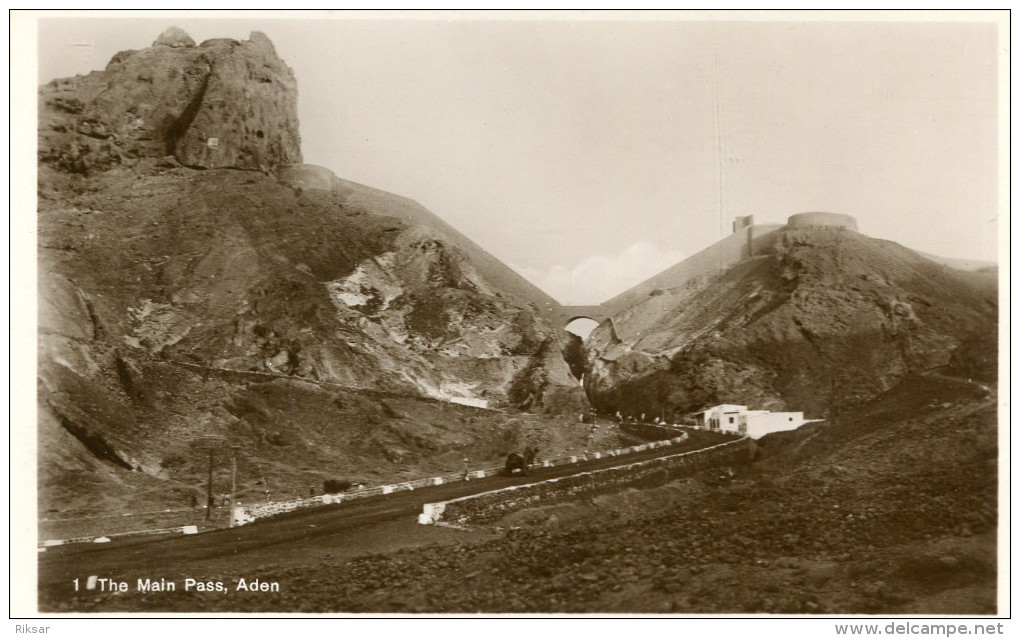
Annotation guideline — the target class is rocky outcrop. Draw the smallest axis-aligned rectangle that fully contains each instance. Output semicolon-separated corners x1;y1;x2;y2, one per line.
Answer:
39;28;301;173
153;26;195;48
582;228;998;420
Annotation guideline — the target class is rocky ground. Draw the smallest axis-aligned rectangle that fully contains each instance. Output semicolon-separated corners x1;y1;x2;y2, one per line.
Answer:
582;227;998;421
75;375;997;614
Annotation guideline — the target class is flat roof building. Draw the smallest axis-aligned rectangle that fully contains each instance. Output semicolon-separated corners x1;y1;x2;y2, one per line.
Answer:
695;404;806;439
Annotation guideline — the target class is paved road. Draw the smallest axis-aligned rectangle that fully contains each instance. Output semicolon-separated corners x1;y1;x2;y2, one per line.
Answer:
919;371;994;397
39;429;728;605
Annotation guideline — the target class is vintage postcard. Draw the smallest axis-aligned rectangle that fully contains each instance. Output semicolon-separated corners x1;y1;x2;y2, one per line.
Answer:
12;9;1009;629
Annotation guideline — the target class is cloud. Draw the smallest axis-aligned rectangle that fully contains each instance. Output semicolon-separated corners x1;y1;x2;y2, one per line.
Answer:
513;242;687;305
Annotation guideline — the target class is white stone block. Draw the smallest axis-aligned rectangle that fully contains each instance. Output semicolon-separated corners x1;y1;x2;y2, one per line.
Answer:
418;502;447;525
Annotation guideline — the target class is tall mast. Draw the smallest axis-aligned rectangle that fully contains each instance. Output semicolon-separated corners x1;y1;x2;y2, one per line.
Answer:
713;44;725;241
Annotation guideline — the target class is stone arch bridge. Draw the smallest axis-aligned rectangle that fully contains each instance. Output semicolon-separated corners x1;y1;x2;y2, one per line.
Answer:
557;305;610;329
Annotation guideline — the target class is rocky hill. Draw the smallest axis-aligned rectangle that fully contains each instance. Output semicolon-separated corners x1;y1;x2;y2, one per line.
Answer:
39;29;301;173
581;226;998;420
37;29;586;518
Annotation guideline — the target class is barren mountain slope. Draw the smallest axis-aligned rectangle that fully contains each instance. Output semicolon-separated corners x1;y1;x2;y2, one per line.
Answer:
37;30;585;519
583;227;997;419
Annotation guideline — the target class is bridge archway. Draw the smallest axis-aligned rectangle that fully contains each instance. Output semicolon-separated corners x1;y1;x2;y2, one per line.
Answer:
557;305;607;335
564;316;601;339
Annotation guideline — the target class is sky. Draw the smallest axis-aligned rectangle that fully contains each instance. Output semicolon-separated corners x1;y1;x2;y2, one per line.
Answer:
33;12;1003;305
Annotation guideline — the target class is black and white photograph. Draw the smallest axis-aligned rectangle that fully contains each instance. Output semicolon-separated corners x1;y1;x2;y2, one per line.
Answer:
14;9;1007;624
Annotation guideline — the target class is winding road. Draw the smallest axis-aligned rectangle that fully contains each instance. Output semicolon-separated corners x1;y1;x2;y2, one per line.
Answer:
39;429;728;608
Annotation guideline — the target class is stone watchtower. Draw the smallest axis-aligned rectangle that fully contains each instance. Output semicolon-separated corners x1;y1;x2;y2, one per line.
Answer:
732;215;756;258
732;215;754;233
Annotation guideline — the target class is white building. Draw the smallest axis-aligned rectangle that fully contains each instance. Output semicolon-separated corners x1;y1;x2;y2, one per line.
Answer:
695;404;748;431
694;404;806;439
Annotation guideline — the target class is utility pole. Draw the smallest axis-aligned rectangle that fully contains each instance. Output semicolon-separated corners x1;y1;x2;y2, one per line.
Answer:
712;41;726;242
229;446;240;528
198;434;226;523
206;448;214;521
